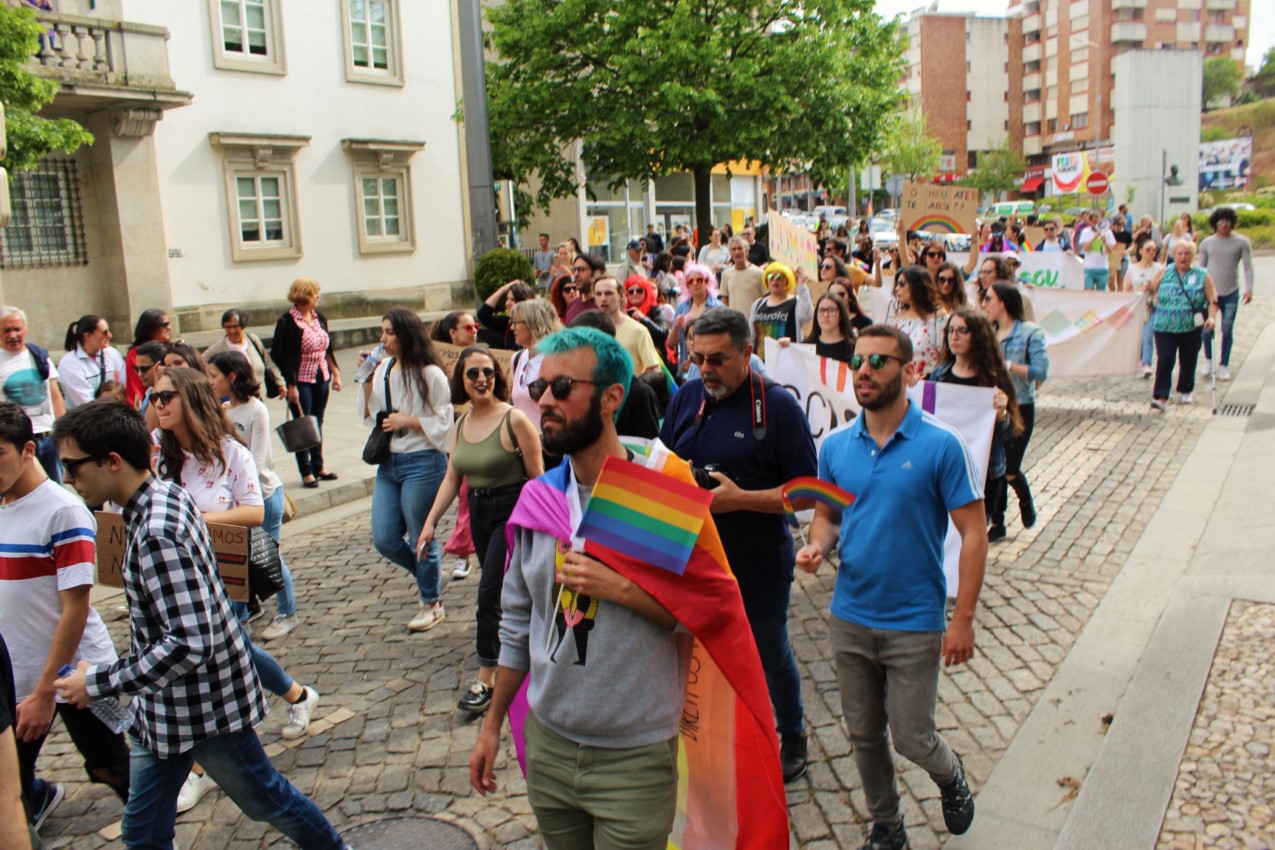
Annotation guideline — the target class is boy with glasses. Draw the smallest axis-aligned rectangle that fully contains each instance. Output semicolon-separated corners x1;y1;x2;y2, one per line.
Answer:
1035;219;1071;253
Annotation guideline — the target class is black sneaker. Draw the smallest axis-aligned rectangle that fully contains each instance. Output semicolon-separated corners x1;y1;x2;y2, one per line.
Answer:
458;681;493;713
939;753;975;835
987;524;1007;543
780;733;808;783
859;820;908;850
29;778;65;830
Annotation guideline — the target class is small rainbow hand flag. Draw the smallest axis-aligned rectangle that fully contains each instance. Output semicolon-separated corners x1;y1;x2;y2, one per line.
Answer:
781;476;855;526
577;455;713;576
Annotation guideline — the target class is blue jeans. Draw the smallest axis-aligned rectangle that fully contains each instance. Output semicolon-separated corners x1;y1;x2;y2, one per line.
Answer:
35;434;61;484
262;487;297;617
293;377;330;479
1084;268;1109;291
739;576;803;737
372;449;446;604
230;601;293;696
122;729;343;849
1141;307;1157;366
1202;290;1239;366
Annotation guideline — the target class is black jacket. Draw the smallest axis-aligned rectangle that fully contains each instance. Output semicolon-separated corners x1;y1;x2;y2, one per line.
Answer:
271;309;334;386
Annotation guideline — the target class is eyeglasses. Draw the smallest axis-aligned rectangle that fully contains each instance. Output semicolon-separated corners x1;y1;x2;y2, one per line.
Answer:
947;326;971;337
133;363;155;375
627;287;645;296
937;274;957;284
561;285;578;293
572;265;591;273
151;389;180;408
689;351;734;368
528;376;600;402
159;321;171;328
61;454;104;480
817;307;840;316
222;324;242;331
460;323;479;332
849;353;908;371
465;366;496;381
820;263;835;270
507;319;524;327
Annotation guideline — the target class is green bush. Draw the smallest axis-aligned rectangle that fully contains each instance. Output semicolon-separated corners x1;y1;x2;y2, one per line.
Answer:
474;248;535;301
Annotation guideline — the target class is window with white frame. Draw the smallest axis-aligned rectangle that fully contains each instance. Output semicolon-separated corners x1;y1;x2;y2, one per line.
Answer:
209;133;310;262
342;139;424;254
0;160;88;269
208;0;286;75
340;0;403;86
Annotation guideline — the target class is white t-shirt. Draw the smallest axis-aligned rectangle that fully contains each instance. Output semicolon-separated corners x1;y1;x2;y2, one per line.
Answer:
357;361;454;454
1078;226;1116;271
225;399;283;497
0;480;117;701
152;432;263;513
0;347;59;433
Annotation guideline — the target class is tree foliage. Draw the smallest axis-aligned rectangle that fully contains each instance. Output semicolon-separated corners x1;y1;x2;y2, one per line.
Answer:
484;0;905;244
961;139;1025;201
0;5;93;172
1257;46;1275;78
880;110;941;181
1202;57;1242;110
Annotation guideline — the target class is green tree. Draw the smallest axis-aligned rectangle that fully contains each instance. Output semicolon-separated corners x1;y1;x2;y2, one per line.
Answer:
880;110;942;181
1201;57;1242;110
484;0;905;247
962;139;1025;201
1258;46;1275;78
0;5;93;172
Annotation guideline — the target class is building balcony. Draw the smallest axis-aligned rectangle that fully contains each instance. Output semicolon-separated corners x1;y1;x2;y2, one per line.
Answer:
1204;23;1235;42
1111;0;1148;10
1023;71;1042;91
1023;102;1042;123
1023;12;1041;34
27;9;191;115
1111;22;1148;43
1023;136;1043;156
1023;42;1042;62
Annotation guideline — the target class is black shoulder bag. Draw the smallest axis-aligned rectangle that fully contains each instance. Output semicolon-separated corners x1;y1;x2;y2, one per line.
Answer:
247;334;283;399
362;358;397;465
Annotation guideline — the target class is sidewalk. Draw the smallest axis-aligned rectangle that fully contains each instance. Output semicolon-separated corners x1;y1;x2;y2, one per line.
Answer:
951;316;1275;849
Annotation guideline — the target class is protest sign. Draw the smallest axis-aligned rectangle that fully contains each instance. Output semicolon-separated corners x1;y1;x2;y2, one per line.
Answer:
433;341;513;379
767;209;820;282
95;512;250;602
948;251;1086;291
902;184;979;236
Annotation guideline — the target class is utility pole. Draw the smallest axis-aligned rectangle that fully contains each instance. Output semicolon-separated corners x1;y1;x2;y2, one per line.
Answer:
457;0;498;268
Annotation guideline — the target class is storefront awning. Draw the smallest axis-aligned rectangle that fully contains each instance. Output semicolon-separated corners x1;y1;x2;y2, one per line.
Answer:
1020;177;1044;193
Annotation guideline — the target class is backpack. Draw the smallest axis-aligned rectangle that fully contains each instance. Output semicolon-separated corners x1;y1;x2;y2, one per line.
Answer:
26;343;51;382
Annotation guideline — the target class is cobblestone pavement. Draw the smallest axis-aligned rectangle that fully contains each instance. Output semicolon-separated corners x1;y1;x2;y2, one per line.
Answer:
34;294;1275;849
1156;601;1275;850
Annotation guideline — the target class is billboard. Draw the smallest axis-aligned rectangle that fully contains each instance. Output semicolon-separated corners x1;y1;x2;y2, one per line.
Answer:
1199;137;1252;192
1051;151;1089;194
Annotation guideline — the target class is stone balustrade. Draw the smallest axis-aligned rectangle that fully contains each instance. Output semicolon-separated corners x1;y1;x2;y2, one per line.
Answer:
28;10;182;94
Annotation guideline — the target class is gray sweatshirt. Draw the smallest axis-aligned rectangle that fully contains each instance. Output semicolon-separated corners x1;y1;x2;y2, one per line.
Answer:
1198;233;1254;297
499;481;691;748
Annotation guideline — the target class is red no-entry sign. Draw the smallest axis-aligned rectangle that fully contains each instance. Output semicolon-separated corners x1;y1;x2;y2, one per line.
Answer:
1086;171;1109;195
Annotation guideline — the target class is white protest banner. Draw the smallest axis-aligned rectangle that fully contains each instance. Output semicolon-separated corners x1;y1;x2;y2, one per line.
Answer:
948;251;1086;291
902;183;980;237
1029;288;1144;378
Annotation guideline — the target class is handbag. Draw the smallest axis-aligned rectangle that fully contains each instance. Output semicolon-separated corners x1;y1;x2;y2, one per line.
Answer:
248;527;285;601
248;334;284;399
282;491;298;523
1169;267;1208;328
362;358;396;465
276;406;321;453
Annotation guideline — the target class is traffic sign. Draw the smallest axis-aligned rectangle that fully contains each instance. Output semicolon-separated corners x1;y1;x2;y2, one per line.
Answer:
1086;171;1109;196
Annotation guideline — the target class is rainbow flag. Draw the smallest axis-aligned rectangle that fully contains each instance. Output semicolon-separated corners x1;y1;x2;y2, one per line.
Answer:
781;476;855;526
505;450;789;849
577;456;712;575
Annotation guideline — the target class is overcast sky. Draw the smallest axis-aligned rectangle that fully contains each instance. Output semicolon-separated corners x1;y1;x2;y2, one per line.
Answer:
873;0;1273;72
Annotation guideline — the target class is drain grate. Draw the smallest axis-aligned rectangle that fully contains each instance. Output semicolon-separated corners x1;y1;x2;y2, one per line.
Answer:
1219;403;1256;417
342;816;479;849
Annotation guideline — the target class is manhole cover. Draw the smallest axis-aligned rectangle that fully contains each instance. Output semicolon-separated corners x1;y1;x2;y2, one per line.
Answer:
343;816;479;849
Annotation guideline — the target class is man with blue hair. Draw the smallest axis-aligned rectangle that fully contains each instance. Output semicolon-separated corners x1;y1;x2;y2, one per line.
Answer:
470;327;690;848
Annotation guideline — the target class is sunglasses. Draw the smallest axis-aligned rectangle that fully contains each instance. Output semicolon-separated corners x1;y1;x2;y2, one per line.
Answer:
689;351;733;368
627;287;645;296
133;363;155;375
561;285;578;293
61;454;105;480
937;274;957;284
528;376;600;402
465;366;495;381
849;353;908;371
821;263;835;270
159;321;171;328
572;266;591;273
151;389;180;407
460;323;479;332
925;252;944;259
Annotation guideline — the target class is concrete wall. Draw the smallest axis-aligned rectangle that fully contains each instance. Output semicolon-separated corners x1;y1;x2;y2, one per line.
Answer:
132;0;472;331
967;17;1010;153
1112;50;1202;225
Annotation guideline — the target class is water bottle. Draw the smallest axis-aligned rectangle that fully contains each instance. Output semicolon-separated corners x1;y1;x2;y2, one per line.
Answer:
58;664;136;734
354;343;386;383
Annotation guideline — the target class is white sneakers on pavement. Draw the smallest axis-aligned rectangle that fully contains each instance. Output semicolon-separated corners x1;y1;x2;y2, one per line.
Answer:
1218;365;1231;381
1180;393;1194;405
1201;359;1212;377
451;558;472;579
176;771;217;813
260;614;297;641
408;602;446;632
281;686;320;740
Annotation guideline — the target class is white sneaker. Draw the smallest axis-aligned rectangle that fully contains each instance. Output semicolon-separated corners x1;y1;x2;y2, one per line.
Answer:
260;614;297;641
451;558;472;579
1218;365;1231;381
1180;393;1194;404
281;686;319;740
1150;399;1167;413
176;770;216;813
407;601;446;632
1201;360;1212;377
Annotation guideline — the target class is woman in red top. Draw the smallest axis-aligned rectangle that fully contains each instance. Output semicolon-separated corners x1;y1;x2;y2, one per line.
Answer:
125;308;172;406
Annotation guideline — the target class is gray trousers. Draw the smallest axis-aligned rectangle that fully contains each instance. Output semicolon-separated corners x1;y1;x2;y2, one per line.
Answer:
831;616;960;824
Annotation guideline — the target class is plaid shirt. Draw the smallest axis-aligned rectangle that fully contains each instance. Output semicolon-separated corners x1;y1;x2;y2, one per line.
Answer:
291;307;331;384
86;476;265;757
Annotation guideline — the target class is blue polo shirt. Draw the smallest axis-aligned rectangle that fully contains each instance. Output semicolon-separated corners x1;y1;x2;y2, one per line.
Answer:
818;402;982;632
660;377;817;586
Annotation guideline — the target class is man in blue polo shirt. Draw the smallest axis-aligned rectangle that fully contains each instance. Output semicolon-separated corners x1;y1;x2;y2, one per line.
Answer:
660;307;817;783
796;325;987;850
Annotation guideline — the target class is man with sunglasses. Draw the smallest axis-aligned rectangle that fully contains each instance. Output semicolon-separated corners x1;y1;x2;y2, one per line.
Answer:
132;341;168;419
795;325;986;849
563;253;606;325
720;235;764;309
659;308;817;782
1034;218;1072;253
0;306;66;483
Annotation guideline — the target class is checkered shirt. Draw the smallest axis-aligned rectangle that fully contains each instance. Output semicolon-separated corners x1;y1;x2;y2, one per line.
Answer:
291;306;331;383
86;476;266;757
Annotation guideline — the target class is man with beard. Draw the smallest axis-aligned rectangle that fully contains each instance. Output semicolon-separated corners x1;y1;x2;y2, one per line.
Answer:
659;307;817;782
795;325;986;850
470;328;688;848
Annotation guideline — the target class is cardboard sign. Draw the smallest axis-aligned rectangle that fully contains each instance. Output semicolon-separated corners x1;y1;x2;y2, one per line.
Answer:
95;512;250;603
901;184;980;236
432;341;513;379
767;209;820;281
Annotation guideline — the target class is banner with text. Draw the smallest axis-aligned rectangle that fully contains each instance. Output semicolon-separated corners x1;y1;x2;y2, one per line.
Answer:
947;251;1086;291
95;512;250;603
902;184;980;236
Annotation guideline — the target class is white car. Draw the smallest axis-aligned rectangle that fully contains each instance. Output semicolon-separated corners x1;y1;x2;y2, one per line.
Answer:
869;217;897;249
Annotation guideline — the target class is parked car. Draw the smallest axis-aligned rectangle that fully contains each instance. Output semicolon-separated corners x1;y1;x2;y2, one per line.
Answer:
868;217;897;249
1218;202;1256;212
812;205;848;220
876;208;899;220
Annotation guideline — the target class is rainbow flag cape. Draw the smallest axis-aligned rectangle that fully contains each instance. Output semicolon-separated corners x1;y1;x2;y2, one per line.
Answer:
504;446;789;849
781;476;855;527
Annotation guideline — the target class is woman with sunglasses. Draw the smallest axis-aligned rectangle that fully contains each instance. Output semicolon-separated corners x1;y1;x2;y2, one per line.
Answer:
206;351;301;642
890;266;947;379
430;311;479;349
934;260;969;315
670;262;723;372
624;275;673;368
427;311;481;578
982;283;1049;530
930;309;1023;542
358;308;454;631
150;367;323;812
58;315;128;409
124;308;172;406
547;272;578;322
748;261;812;347
826;277;873;332
419;346;543;713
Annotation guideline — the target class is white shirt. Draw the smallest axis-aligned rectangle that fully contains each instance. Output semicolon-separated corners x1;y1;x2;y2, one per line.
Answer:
152;432;263;513
225;399;283;497
57;345;127;408
1078;226;1116;271
0;347;59;433
0;480;117;701
357;361;454;454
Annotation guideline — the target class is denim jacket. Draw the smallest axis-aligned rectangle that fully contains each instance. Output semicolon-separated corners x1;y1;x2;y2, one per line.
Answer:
999;320;1049;405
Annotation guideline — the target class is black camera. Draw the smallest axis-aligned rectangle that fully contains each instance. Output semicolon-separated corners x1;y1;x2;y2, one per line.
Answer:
691;463;723;490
